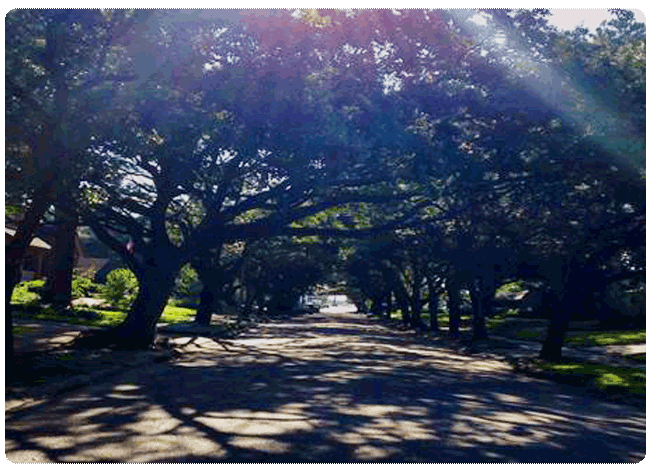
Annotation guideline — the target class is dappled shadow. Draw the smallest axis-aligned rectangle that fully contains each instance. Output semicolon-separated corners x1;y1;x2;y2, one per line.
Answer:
6;310;645;462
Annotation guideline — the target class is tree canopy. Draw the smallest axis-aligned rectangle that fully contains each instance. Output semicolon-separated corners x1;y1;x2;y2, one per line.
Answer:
6;9;645;359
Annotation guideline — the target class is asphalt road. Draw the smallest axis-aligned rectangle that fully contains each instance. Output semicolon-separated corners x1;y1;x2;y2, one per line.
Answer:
6;305;646;463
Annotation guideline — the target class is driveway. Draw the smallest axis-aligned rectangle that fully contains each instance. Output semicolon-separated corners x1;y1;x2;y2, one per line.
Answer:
6;305;646;462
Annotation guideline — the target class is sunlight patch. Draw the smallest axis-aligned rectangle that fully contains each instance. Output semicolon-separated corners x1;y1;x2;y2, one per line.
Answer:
229;436;292;454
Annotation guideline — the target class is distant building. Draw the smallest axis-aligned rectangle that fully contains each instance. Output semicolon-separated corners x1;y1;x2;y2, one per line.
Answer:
5;225;111;282
5;227;52;281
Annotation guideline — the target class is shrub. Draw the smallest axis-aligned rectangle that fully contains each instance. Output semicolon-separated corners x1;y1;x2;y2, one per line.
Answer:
103;268;139;310
174;264;201;298
11;279;45;305
72;276;100;299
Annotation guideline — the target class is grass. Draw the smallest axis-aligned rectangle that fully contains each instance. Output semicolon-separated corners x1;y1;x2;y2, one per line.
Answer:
13;303;197;328
12;326;37;335
514;329;542;339
531;359;646;396
160;306;196;324
495;281;525;294
421;312;472;327
565;330;646;347
11;280;45;305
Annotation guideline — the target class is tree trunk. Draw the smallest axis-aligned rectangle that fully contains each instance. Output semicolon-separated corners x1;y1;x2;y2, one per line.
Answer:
447;279;462;338
428;278;439;334
112;263;179;349
539;304;569;361
194;266;226;326
385;291;393;319
6;261;22;380
84;249;182;350
195;284;214;326
539;259;577;361
470;275;490;341
410;270;425;330
42;211;77;308
6;190;52;380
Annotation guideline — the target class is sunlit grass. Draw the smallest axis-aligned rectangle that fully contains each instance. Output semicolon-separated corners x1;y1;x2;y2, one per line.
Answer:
565;330;646;347
10;280;45;305
12;303;196;328
160;305;196;324
532;359;646;395
495;281;525;294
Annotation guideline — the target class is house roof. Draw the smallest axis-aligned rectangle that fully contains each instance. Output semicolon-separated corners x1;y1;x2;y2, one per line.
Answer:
5;228;52;250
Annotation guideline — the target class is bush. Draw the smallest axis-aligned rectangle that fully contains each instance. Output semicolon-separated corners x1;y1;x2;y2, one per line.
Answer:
103;269;139;310
11;279;46;305
174;264;201;298
72;276;101;299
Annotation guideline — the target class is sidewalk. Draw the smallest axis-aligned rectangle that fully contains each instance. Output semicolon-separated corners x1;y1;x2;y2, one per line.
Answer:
363;313;645;368
464;335;646;368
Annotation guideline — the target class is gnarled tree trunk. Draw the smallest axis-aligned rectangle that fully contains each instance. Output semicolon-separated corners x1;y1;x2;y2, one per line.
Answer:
111;261;181;349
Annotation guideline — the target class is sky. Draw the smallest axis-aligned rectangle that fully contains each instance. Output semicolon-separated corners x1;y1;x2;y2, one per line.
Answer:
548;8;646;32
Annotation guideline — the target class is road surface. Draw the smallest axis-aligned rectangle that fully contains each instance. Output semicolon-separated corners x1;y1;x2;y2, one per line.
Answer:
6;305;646;462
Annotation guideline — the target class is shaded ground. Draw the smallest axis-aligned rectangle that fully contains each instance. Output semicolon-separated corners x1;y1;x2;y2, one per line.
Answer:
6;306;646;463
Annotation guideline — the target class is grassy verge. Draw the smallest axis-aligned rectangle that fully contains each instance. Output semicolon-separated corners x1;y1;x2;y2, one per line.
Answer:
528;358;645;396
565;330;646;347
13;303;197;328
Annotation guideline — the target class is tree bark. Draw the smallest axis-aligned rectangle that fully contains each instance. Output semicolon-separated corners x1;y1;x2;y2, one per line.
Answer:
195;284;215;326
447;279;462;338
470;275;490;341
409;269;425;330
78;246;183;350
42;211;77;308
6;189;52;380
539;259;577;361
111;262;180;349
194;266;226;326
385;291;393;319
428;278;439;334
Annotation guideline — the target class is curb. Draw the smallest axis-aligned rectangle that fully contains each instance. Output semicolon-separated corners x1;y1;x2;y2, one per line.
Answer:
6;349;176;414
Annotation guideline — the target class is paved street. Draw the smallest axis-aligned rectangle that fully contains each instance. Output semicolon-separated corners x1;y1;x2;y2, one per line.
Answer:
6;305;646;462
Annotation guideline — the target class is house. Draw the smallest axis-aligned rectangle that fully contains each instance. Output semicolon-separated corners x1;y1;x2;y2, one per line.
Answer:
5;225;111;282
5;227;52;281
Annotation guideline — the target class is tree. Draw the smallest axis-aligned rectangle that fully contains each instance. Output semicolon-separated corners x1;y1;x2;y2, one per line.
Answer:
238;237;331;316
392;8;645;349
5;9;146;372
71;9;458;348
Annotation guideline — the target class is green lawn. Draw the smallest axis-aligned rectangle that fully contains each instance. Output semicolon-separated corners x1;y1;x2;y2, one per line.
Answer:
13;304;197;328
531;359;646;395
565;330;646;347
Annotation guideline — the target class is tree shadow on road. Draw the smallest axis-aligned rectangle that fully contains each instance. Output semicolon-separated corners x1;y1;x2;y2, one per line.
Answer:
6;311;645;463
